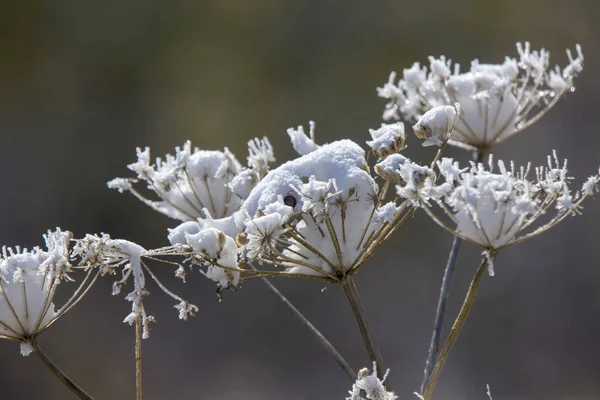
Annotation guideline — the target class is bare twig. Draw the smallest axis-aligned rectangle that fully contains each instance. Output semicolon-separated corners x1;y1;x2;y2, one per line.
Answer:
136;315;143;400
250;264;356;381
342;276;390;390
33;341;94;400
420;235;461;393
422;258;487;400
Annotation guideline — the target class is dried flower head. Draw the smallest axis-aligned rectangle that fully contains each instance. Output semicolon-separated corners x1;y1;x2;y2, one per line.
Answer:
108;138;276;221
0;229;96;355
378;42;584;151
168;129;415;287
400;153;600;274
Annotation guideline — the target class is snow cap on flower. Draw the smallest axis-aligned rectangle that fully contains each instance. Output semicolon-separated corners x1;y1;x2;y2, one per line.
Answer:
347;362;397;400
366;122;406;159
412;104;460;147
0;228;84;355
167;136;413;283
378;42;585;150
374;154;412;184
169;223;240;289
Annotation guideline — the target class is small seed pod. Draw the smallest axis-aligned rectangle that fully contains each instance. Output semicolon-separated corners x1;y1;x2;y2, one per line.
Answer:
374;153;410;185
366;122;406;159
412;104;460;147
235;233;248;247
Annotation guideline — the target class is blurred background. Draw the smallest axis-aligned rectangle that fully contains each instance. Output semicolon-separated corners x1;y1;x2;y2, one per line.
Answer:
1;1;600;399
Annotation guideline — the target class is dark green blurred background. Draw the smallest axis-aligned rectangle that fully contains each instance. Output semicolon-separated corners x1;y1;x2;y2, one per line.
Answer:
1;1;600;399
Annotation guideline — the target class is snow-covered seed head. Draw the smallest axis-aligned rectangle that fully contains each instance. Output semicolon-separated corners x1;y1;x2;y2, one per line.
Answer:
366;122;406;159
411;154;600;273
0;229;90;355
167;137;415;284
109;139;276;222
412;104;460;147
378;43;584;151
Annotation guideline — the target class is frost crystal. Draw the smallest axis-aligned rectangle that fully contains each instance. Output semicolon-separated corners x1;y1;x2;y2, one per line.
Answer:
287;121;320;155
378;42;584;150
347;362;398;400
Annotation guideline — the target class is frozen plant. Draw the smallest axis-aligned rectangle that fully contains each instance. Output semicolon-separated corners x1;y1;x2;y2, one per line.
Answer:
2;41;597;400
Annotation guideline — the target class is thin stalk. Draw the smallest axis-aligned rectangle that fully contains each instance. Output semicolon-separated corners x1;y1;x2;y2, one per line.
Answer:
258;273;357;381
341;276;389;390
422;258;487;400
420;235;461;393
136;315;143;400
32;341;94;400
420;150;486;391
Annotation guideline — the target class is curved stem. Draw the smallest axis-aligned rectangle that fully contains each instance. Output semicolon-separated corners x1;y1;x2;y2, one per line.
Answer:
255;269;356;381
32;341;94;400
420;235;462;393
422;258;487;400
341;276;390;390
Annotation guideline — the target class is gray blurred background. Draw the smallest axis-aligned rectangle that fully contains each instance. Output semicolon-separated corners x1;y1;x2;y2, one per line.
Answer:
1;1;599;399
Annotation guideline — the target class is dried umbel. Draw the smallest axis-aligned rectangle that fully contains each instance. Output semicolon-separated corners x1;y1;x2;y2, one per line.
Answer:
73;233;197;338
378;42;584;151
163;124;415;288
0;229;97;355
398;153;600;274
108;137;275;221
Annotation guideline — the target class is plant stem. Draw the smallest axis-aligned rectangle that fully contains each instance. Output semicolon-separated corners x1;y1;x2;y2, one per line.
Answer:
421;150;487;392
32;341;94;400
422;258;487;400
420;235;461;393
341;276;389;390
257;272;357;381
136;315;143;400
